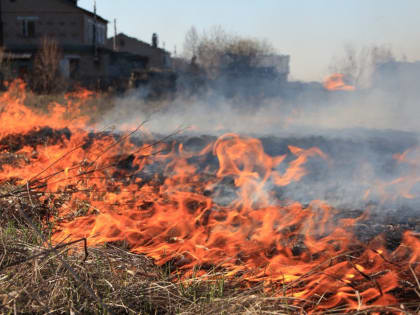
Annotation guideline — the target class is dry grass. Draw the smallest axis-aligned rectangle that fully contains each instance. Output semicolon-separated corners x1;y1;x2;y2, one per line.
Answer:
20;85;170;127
21;89;117;123
0;209;292;314
0;185;291;314
31;37;63;94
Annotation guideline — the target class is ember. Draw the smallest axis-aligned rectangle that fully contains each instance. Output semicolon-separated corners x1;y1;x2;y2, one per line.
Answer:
0;81;419;313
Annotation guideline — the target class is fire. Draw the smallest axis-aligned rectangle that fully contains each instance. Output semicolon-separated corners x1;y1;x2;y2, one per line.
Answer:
324;73;356;91
0;81;419;312
369;147;420;203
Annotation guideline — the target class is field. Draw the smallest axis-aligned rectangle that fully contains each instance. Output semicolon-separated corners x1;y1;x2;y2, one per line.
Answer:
0;83;419;314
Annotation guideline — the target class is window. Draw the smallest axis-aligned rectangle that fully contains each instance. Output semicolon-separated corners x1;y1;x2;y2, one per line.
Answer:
96;24;105;45
87;20;93;43
25;21;35;37
87;19;106;45
18;17;39;38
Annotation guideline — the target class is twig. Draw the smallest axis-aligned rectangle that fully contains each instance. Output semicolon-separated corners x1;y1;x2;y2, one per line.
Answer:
409;264;420;291
29;129;181;188
351;262;383;296
0;237;88;271
0;128;182;201
15;200;109;313
355;290;361;311
26;124;120;184
91;119;149;164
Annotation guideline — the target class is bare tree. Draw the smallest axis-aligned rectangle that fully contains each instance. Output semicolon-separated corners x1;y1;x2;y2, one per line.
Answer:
31;37;63;94
182;26;200;60
195;26;231;78
330;44;395;88
225;38;275;67
187;25;275;79
179;26;280;99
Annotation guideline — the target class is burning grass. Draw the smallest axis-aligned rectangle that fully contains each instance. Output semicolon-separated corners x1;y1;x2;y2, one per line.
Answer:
0;80;419;314
1;197;418;314
0;197;418;314
0;190;303;314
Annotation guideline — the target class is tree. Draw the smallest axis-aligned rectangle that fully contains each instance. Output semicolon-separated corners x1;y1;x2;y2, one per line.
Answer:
195;26;231;78
179;26;281;100
225;38;275;67
182;26;200;60
31;37;63;94
183;25;276;79
330;44;395;88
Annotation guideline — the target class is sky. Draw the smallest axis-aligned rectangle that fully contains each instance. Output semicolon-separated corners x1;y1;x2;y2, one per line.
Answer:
78;0;420;82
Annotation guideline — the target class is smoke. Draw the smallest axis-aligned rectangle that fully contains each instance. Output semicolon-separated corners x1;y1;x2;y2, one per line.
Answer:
293;88;420;133
101;94;293;135
102;62;420;135
98;59;420;213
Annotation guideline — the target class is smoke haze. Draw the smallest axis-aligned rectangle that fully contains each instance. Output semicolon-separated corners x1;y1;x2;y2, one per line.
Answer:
98;60;420;212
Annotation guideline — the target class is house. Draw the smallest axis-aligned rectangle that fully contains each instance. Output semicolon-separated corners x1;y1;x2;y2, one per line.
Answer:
0;0;111;86
373;60;420;95
105;32;177;97
106;33;171;70
214;52;290;100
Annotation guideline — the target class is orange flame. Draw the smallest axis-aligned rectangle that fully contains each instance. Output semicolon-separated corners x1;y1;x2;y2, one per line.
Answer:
370;147;420;202
324;73;355;91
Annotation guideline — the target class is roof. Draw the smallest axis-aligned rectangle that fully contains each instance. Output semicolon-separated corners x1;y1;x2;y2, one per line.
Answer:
76;6;108;24
59;0;108;23
107;33;167;53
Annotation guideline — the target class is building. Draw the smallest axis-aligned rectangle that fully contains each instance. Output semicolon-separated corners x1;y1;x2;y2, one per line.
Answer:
1;0;107;47
106;33;171;70
0;0;175;92
105;32;176;97
373;60;420;95
214;52;290;100
0;0;111;86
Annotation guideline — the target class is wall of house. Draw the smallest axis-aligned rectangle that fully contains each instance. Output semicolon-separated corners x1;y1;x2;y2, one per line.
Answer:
1;0;106;47
56;51;110;88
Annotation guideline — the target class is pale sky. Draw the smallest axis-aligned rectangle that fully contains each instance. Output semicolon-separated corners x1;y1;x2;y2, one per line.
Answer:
78;0;420;82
